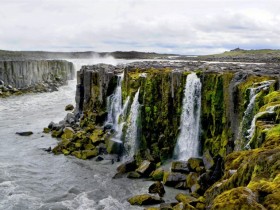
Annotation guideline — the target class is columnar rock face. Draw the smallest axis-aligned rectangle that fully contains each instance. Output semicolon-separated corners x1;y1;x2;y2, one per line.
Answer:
0;60;75;89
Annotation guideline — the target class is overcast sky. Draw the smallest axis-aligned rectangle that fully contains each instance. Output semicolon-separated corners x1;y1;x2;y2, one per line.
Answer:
0;0;279;55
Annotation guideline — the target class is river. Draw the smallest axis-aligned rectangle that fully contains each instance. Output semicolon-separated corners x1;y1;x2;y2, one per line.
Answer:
0;58;145;210
0;58;181;210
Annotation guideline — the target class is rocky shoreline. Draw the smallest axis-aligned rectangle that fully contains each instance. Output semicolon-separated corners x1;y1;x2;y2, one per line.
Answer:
45;60;280;209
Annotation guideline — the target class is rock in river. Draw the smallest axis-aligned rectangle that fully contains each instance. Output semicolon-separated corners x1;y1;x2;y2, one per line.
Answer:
16;131;33;136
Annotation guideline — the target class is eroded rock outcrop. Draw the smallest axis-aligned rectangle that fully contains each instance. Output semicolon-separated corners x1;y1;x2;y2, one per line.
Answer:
48;60;280;209
0;60;75;97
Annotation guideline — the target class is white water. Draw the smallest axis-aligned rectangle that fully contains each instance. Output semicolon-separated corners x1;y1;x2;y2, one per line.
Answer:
236;80;275;150
0;59;152;210
174;73;202;160
125;89;141;158
245;105;279;149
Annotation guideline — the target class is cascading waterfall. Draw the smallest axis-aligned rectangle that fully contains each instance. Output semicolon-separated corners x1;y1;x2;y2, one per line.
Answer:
124;89;141;158
235;80;275;150
245;105;279;149
105;73;129;142
174;73;202;160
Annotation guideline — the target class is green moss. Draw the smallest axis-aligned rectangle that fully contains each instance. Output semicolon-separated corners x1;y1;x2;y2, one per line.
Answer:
200;72;234;158
211;187;265;210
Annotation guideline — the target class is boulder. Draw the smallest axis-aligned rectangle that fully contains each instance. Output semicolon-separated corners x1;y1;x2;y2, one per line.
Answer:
211;187;265;210
65;104;74;111
127;194;164;206
81;149;98;160
171;161;190;174
187;158;203;172
163;172;186;187
172;202;196;210
175;193;197;204
175;182;187;190
136;160;156;176
43;127;51;133
148;181;165;197
116;159;137;173
186;172;199;189
15;131;33;136
150;168;164;181
160;203;178;209
202;150;215;170
62;127;75;140
127;171;141;179
65;113;75;124
95;156;104;162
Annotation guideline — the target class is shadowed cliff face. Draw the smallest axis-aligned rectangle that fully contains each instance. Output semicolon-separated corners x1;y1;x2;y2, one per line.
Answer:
0;60;75;89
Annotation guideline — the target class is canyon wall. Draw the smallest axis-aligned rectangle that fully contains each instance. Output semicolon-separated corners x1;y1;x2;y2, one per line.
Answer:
0;60;75;89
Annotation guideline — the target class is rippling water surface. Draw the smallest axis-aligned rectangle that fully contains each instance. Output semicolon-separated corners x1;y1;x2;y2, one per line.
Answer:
0;58;182;210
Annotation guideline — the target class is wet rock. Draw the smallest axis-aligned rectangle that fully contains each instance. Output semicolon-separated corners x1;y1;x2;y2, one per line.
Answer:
127;171;141;179
186;172;199;189
175;182;187;190
163;172;186;187
62;127;75;140
16;131;33;136
43;127;51;133
95;156;104;162
172;202;195;210
171;161;190;174
42;147;51;152
106;139;123;154
187;158;204;172
127;194;164;206
148;181;165;197
159;203;178;210
150;168;164;181
65;104;74;111
81;149;99;160
51;128;63;138
175;193;197;204
202;150;215;170
136;160;156;176
191;183;202;194
65;113;75;124
116;159;137;174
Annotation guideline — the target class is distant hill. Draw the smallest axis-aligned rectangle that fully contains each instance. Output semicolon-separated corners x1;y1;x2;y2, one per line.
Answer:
178;49;280;63
0;50;176;61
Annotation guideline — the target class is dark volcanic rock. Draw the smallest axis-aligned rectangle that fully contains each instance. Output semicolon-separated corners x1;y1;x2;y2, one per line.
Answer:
16;131;33;136
148;181;165;197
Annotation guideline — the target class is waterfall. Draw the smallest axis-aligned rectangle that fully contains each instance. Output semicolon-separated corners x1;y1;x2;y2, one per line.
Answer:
105;73;129;141
174;73;202;160
245;105;278;149
125;89;141;158
235;80;275;150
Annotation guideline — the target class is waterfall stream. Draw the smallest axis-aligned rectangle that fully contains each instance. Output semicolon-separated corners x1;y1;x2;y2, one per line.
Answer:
174;73;202;160
124;89;141;158
235;80;275;150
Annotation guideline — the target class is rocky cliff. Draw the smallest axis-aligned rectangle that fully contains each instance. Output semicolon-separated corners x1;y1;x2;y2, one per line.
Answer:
49;61;280;209
0;60;75;97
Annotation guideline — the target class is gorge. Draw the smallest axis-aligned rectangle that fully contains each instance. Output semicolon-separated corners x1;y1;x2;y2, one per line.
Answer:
1;56;280;209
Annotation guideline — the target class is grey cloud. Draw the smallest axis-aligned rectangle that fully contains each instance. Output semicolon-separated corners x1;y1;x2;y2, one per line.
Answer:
0;0;279;54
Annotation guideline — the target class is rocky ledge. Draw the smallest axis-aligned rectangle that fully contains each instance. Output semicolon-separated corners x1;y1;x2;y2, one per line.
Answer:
0;60;75;97
47;61;280;209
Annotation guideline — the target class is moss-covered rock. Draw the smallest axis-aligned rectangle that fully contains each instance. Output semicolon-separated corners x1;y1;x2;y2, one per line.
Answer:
210;187;266;210
127;194;164;206
150;168;164;181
